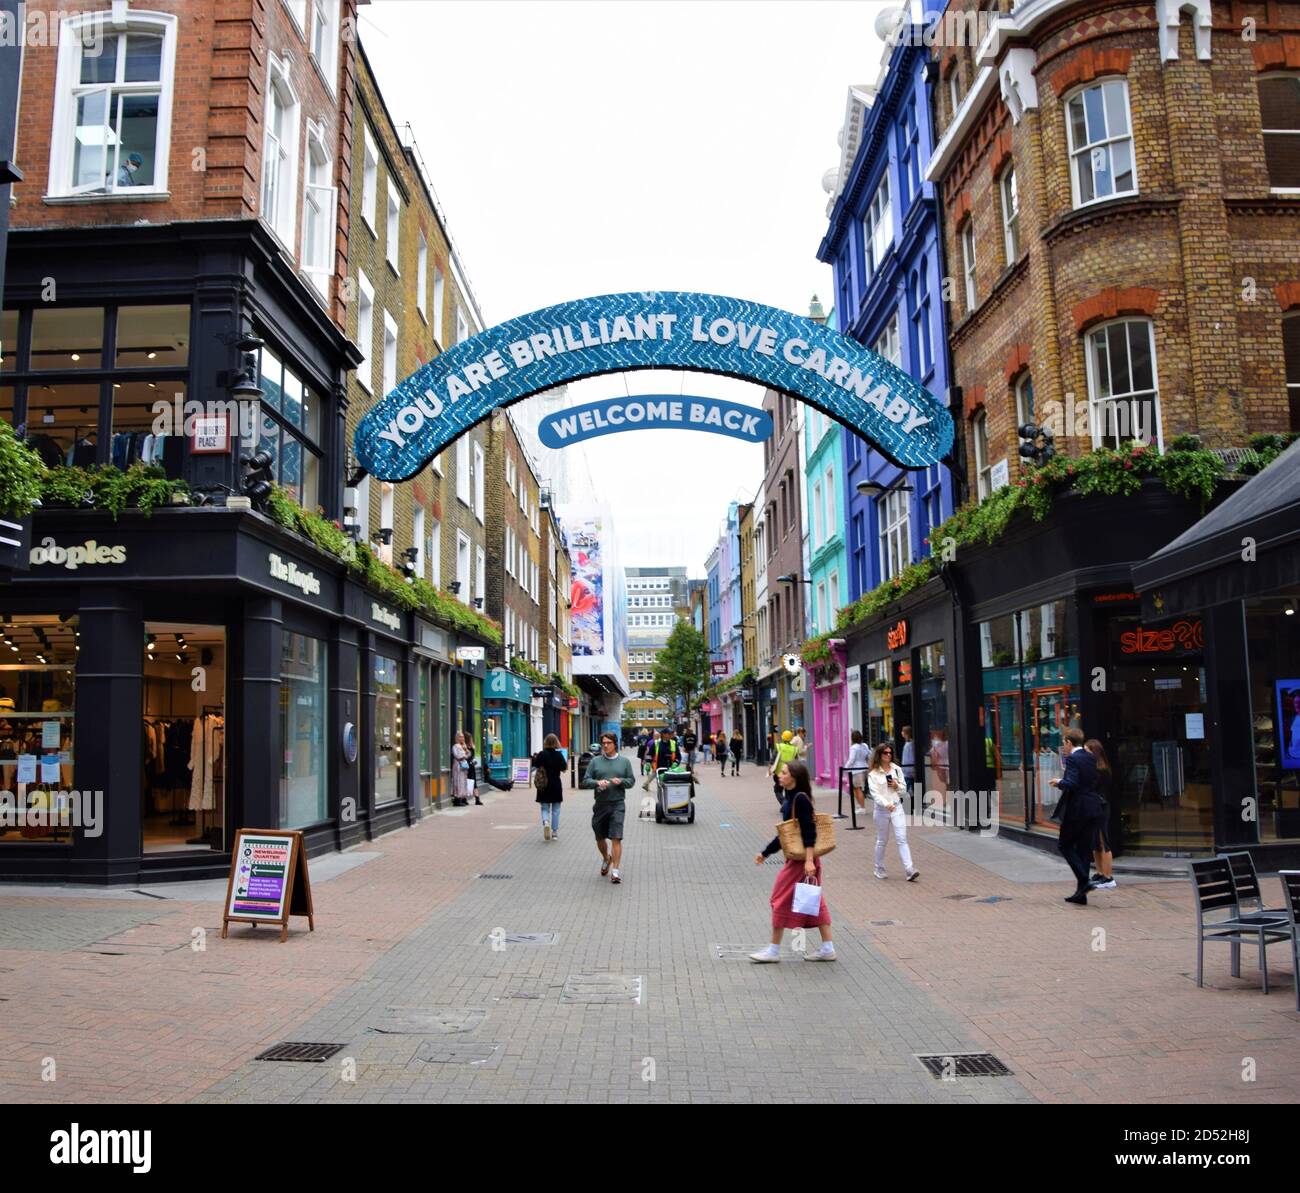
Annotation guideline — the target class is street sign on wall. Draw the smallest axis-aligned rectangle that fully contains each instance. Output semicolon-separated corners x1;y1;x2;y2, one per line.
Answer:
355;291;954;480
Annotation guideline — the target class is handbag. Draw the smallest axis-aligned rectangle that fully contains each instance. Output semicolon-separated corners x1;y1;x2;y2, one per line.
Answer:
776;792;836;860
792;875;823;917
532;763;549;792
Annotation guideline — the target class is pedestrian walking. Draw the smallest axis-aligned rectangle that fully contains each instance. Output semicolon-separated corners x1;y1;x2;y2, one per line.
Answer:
682;726;698;773
531;733;567;841
714;731;728;776
582;731;635;884
899;725;916;787
845;729;871;815
1050;728;1103;905
729;728;743;775
701;734;712;764
451;730;470;806
750;760;835;963
769;730;799;803
1084;738;1116;890
868;742;918;881
790;729;806;760
642;726;679;790
636;732;651;776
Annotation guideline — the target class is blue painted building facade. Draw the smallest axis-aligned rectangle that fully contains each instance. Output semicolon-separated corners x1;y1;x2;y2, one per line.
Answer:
818;35;960;607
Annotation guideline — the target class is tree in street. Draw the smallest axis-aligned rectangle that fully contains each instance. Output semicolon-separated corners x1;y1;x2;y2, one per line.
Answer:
652;620;711;724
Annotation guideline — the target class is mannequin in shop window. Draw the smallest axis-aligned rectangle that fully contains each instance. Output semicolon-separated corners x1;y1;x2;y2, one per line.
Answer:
189;710;223;822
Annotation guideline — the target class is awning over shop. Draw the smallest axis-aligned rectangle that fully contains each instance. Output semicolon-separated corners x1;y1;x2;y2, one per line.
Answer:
485;668;533;705
1132;440;1300;618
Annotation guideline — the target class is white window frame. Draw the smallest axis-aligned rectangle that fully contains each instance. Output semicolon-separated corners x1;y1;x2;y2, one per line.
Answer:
1066;78;1137;209
355;271;375;393
1001;164;1020;264
48;9;179;199
382;310;398;396
825;466;836;538
505;526;515;578
1015;372;1035;429
416;231;428;321
361;123;378;232
456;436;471;505
456;308;469;345
429;517;441;587
862;172;892;278
1260;73;1300;193
949;71;961;122
961;222;977;312
813;480;824;548
873;313;901;366
1084;318;1162;450
817;582;828;635
310;0;340;95
476;547;486;605
301;121;336;300
829;571;840;626
386;186;402;272
433;267;445;345
973;410;992;499
412;507;425;578
261;54;301;252
878;485;912;581
379;482;394;564
532;560;539;605
455;531;471;603
283;0;308;34
473;443;485;523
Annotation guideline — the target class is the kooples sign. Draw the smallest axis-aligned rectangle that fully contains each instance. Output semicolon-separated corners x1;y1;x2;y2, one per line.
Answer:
268;553;321;596
371;602;401;631
1118;618;1204;655
355;292;954;480
29;538;126;569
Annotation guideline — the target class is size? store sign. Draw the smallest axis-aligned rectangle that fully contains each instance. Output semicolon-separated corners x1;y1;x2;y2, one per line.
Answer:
1118;618;1204;655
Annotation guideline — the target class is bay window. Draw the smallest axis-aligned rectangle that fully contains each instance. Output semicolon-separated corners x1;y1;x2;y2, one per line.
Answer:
256;342;322;509
1085;318;1161;449
1066;79;1136;207
873;313;901;366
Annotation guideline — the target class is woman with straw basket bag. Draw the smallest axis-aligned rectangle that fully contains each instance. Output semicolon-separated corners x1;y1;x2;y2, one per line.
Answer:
750;760;836;962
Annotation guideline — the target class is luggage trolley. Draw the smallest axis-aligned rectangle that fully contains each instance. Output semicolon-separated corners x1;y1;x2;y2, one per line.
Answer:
655;767;696;824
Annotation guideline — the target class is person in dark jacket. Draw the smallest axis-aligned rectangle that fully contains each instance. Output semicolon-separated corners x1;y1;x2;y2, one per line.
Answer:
729;729;743;775
714;731;728;776
1084;738;1116;890
641;727;678;790
1051;727;1103;905
531;733;567;841
750;760;835;962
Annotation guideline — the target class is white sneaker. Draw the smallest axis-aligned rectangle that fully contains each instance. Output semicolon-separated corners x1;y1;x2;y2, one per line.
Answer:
748;946;781;963
874;867;887;880
543;824;552;841
804;946;837;962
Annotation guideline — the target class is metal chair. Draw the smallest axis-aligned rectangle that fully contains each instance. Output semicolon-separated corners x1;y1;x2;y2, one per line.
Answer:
1279;871;1300;1013
1219;851;1289;922
1188;858;1290;993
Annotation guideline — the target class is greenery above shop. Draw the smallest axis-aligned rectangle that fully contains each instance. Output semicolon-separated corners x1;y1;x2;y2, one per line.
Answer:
703;664;755;702
505;655;576;698
0;420;45;517
830;435;1298;637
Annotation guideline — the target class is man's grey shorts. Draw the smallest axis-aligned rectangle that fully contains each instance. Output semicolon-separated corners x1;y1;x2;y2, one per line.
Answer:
591;800;626;841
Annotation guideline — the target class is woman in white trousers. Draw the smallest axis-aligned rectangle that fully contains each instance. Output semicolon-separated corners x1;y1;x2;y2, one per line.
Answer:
866;742;919;882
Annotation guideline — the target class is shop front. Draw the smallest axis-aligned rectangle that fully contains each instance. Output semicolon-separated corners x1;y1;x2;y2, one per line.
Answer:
1134;441;1300;867
808;640;848;787
483;667;533;785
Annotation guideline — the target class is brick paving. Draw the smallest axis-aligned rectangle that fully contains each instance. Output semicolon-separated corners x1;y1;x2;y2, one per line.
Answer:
0;754;1295;1103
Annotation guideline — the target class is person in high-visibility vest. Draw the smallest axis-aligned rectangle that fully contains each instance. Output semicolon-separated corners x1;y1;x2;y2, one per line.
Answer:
768;730;800;804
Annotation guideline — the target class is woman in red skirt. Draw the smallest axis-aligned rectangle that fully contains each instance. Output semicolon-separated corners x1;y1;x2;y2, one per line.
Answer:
750;760;834;962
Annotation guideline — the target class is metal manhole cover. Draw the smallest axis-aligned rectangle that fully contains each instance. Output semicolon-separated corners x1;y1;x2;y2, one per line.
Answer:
974;895;1012;904
943;894;977;901
870;919;900;926
561;974;643;1004
369;1008;486;1035
413;1040;501;1067
477;931;556;946
477;874;513;880
256;1042;345;1063
917;1052;1013;1079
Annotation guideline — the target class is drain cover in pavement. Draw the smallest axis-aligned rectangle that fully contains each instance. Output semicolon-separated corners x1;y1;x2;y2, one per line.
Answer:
477;931;556;946
943;894;977;901
561;974;643;1004
413;1040;501;1067
256;1042;345;1063
974;895;1012;904
870;919;900;926
917;1052;1013;1079
477;873;512;880
369;1008;486;1035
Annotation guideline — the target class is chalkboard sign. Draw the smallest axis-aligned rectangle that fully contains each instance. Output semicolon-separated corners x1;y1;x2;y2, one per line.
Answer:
221;828;315;943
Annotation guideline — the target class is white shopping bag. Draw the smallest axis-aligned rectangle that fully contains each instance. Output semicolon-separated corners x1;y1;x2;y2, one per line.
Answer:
792;878;822;917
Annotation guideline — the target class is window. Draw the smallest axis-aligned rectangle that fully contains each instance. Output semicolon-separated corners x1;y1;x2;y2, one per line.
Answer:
1085;319;1161;449
49;12;177;197
1285;315;1300;432
261;56;300;249
949;70;961;121
386;186;402;271
361;124;378;231
456;436;471;504
373;654;401;805
961;222;977;312
505;526;515;577
878;485;911;581
255;343;322;509
382;311;398;396
973;410;992;499
816;582;827;634
456;532;471;601
356;477;371;539
863;173;892;278
473;443;485;522
1259;75;1300;190
506;455;516;493
429;518;441;586
476;547;486;604
852;512;867;594
379;482;394;564
412;507;425;577
532;560;539;604
301;123;336;299
1015;372;1035;429
1000;165;1020;264
899;108;920;208
310;0;340;92
457;308;470;345
417;232;428;320
873;314;901;366
912;261;933;376
829;572;840;626
283;0;307;32
825;466;836;538
356;272;374;392
1066;79;1136;207
433;268;445;345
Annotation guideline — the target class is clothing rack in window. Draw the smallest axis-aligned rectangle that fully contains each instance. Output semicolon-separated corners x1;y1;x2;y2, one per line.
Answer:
187;704;224;847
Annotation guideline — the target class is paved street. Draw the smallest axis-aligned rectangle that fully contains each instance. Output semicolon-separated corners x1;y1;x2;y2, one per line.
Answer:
0;753;1295;1105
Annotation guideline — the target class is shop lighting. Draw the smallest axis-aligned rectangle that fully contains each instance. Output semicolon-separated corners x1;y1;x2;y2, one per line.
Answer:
147;351;157;360
70;353;80;361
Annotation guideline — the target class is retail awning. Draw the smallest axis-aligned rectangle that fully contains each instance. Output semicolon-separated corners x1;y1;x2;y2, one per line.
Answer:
1132;440;1300;618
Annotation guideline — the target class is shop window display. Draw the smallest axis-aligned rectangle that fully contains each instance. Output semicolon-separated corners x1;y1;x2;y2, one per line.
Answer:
1246;597;1300;842
142;623;224;853
918;641;948;798
374;654;401;805
0;615;77;845
280;633;327;829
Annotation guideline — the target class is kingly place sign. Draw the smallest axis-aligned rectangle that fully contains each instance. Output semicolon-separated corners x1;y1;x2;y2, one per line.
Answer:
354;291;954;481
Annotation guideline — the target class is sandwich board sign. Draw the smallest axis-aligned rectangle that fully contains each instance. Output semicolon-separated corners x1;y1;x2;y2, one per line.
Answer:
222;828;315;942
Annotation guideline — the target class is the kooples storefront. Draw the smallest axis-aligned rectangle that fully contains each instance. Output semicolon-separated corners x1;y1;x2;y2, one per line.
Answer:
0;508;493;882
841;577;959;801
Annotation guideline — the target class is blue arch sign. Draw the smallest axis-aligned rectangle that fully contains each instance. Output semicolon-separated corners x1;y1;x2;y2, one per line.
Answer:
353;291;953;481
538;395;773;448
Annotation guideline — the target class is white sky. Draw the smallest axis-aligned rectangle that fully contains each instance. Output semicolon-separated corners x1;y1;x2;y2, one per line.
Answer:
361;0;887;574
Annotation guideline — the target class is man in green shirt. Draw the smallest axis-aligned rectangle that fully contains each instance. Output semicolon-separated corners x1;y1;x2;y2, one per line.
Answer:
582;731;636;884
